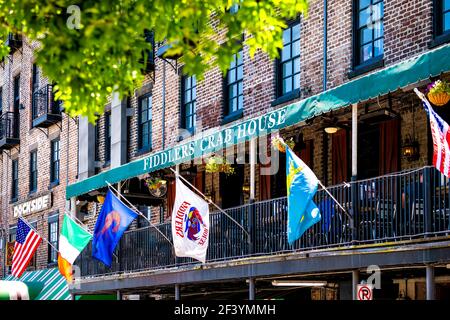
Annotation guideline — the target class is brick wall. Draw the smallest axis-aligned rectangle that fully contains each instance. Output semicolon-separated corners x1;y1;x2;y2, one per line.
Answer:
0;39;79;278
86;0;441;220
0;1;443;276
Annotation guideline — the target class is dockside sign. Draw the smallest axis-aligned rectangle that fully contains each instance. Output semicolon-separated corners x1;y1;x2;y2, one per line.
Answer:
13;193;52;217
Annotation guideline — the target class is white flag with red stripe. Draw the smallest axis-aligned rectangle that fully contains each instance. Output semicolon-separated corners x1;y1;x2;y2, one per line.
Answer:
415;88;450;177
11;218;42;278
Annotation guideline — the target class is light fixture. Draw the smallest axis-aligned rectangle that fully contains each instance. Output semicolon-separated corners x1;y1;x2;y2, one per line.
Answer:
402;134;419;161
271;280;327;287
324;126;339;134
242;185;250;193
96;195;105;204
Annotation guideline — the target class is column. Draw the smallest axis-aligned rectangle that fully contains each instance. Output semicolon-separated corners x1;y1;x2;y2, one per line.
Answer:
175;284;180;300
426;265;435;300
352;269;359;300
78;116;96;180
351;103;358;241
111;91;128;168
249;277;255;301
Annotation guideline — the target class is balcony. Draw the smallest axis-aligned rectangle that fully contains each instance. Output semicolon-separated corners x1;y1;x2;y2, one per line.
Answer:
0;112;20;150
32;84;62;128
5;33;22;54
77;166;450;278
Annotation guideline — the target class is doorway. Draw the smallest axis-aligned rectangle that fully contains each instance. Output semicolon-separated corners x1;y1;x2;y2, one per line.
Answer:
220;165;244;209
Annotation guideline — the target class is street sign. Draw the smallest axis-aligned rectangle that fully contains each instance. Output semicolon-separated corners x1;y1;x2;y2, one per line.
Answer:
357;284;373;300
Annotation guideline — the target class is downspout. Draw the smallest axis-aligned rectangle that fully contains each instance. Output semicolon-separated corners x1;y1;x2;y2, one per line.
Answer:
162;60;166;150
323;0;328;91
322;0;329;185
66;114;70;208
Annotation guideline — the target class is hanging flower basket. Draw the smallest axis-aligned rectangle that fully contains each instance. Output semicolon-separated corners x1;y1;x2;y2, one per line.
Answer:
271;135;295;153
205;156;235;175
427;80;450;106
144;177;167;197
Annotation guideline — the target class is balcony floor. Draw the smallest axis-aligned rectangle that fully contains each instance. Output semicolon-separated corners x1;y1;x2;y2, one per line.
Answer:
71;236;450;295
0;137;20;150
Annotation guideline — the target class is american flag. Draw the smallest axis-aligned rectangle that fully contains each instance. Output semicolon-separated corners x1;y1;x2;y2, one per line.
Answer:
419;90;450;177
11;218;42;278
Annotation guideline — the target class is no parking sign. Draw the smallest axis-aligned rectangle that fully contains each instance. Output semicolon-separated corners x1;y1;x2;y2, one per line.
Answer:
357;284;374;300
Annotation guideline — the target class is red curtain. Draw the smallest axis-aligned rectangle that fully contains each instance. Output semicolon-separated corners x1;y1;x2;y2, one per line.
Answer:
379;118;400;175
166;178;176;220
298;140;314;168
194;171;204;193
332;129;348;185
259;164;271;200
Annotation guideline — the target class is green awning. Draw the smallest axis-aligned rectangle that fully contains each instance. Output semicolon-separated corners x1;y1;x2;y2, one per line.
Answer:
66;43;450;199
3;268;72;300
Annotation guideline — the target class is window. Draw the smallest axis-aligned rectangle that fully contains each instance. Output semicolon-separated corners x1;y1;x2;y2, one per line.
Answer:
137;206;151;228
138;94;152;151
48;215;58;264
31;64;39;119
353;0;384;67
443;0;450;34
50;139;60;184
181;75;197;132
435;0;450;37
11;159;18;201
29;150;38;193
8;225;17;273
105;112;111;163
13;75;20;112
278;21;300;97
225;49;244;119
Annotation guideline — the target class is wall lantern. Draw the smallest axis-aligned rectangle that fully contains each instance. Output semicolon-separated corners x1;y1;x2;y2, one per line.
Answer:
402;134;419;161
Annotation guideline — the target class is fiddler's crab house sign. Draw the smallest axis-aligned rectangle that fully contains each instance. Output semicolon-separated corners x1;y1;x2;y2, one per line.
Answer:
13;193;52;218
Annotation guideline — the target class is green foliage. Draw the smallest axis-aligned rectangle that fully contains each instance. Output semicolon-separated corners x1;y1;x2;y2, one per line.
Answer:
427;80;450;95
205;156;235;175
0;0;308;122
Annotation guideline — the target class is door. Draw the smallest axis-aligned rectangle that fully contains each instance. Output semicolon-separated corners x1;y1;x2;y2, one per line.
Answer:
220;165;244;209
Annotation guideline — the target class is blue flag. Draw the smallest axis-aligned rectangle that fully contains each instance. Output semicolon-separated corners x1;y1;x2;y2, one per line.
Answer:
92;190;138;267
286;146;321;245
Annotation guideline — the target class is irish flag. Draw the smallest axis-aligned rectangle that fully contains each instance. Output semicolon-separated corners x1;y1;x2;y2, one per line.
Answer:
58;214;92;283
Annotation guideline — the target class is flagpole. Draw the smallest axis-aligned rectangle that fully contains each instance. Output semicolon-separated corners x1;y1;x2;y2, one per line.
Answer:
105;181;173;245
317;180;352;220
169;168;251;242
65;212;93;235
19;216;59;252
278;137;352;220
64;212;119;260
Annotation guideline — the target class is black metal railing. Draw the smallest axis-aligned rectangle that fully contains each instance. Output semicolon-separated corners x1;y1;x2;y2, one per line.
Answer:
32;84;61;120
77;166;450;277
0;111;19;140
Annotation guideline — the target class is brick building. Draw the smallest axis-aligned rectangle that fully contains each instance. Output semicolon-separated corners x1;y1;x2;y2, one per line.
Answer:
2;0;450;300
0;38;79;282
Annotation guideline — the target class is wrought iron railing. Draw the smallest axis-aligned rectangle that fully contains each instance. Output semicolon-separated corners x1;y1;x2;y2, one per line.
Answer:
0;111;19;140
32;84;61;120
77;166;450;277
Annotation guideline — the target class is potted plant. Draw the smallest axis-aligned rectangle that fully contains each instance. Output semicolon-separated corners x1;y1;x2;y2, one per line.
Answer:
205;156;235;175
427;80;450;106
144;176;167;197
271;135;295;153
